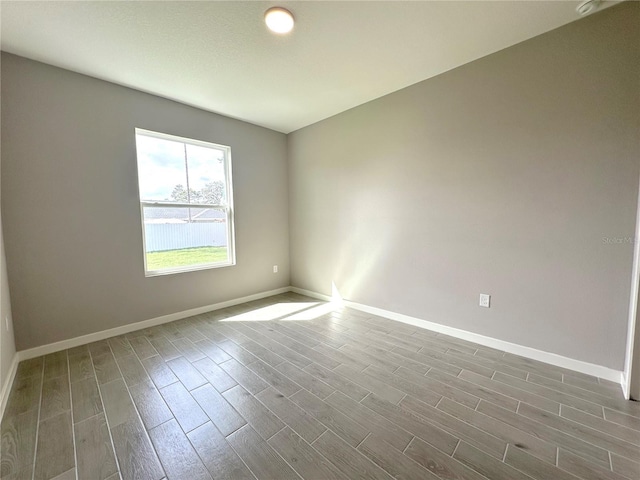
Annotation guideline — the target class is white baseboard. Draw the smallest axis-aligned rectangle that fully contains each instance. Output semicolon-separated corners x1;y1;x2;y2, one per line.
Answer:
5;284;625;409
17;287;290;361
291;287;624;385
0;353;19;420
290;287;333;302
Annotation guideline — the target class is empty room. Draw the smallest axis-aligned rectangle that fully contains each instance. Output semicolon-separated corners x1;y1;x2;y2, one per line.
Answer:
1;1;639;479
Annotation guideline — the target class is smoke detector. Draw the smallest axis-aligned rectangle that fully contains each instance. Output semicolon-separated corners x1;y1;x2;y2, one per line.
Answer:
576;0;602;16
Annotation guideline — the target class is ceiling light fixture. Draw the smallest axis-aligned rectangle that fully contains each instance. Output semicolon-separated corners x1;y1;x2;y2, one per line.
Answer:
265;7;294;34
576;0;601;16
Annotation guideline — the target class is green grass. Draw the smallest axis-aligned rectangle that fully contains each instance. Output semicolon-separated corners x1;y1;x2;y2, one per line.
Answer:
146;246;228;270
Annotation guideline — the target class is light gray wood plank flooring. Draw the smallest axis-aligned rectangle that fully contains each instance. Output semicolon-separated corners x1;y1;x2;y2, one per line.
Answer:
2;292;639;480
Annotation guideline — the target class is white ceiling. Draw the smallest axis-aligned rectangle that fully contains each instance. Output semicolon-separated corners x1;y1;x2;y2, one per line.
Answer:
0;1;608;133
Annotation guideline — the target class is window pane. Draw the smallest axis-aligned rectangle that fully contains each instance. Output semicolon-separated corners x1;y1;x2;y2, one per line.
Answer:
142;205;229;271
135;128;235;275
135;134;187;202
185;144;227;205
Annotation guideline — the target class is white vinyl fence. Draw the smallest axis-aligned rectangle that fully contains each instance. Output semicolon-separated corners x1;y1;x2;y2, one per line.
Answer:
144;223;227;252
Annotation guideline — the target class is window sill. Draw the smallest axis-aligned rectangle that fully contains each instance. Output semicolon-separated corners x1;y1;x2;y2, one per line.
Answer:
145;261;236;277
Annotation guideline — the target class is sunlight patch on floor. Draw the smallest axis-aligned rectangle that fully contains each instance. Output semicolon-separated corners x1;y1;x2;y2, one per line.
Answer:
280;302;341;321
220;302;320;322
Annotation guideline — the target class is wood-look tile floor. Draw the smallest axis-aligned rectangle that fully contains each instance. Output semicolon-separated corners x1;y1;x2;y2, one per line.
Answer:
2;292;640;480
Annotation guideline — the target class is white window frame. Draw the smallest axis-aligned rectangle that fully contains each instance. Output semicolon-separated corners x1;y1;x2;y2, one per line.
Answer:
135;128;236;276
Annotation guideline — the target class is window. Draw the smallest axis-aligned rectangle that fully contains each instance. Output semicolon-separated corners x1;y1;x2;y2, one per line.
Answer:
134;129;235;276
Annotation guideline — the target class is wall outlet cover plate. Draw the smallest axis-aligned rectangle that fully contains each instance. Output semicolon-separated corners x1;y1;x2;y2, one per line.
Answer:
479;294;491;308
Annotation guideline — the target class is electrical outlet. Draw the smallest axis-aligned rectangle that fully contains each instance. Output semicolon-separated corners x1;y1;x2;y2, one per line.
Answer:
479;294;491;308
273;265;278;273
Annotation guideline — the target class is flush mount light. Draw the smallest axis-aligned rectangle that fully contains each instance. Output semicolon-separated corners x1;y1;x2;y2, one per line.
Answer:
265;7;294;34
576;0;601;15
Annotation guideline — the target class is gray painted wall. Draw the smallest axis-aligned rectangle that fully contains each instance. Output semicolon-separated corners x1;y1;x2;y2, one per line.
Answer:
1;213;17;393
1;53;290;350
1;75;17;392
288;3;640;370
